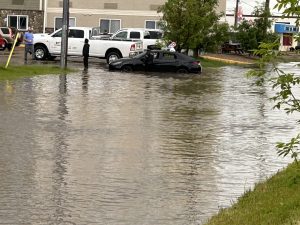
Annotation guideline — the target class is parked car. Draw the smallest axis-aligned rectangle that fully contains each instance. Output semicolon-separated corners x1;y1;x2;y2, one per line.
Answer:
295;45;300;51
10;27;23;46
0;34;7;51
109;50;202;74
0;27;14;50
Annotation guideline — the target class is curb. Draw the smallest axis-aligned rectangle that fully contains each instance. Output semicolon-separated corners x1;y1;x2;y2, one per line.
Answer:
201;55;255;65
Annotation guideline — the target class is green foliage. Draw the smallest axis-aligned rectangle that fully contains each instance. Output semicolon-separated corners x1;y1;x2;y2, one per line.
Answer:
235;4;279;51
0;65;72;81
158;0;229;52
202;23;230;52
275;1;300;26
204;162;300;225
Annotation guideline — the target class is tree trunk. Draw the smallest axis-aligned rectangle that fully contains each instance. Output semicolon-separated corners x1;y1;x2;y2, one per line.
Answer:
193;48;199;58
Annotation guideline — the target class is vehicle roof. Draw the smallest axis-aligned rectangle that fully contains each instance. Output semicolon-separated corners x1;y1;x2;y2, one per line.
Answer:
116;28;162;32
55;27;92;30
143;50;196;59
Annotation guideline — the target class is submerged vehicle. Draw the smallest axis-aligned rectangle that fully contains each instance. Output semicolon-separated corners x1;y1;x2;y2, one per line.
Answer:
109;50;202;74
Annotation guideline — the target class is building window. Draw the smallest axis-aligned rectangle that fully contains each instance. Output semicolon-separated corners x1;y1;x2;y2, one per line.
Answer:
145;20;161;29
100;19;121;34
12;0;24;5
7;15;28;30
104;3;118;9
54;17;76;30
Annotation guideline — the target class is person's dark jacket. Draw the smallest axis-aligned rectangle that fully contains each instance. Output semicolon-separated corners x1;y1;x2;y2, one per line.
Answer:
83;43;90;57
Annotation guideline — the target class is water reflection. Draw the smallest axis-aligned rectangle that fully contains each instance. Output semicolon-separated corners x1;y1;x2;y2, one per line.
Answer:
0;64;298;224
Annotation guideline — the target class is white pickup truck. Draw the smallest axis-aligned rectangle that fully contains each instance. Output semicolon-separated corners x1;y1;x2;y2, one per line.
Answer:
110;28;163;50
33;27;143;63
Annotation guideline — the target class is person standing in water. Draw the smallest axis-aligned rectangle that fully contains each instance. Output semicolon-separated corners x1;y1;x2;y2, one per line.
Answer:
82;38;90;68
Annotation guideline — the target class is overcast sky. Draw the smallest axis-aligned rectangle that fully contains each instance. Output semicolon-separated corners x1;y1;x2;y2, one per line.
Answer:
226;0;279;15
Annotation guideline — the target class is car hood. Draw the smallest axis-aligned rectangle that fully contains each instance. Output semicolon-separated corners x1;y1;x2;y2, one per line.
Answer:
110;58;134;65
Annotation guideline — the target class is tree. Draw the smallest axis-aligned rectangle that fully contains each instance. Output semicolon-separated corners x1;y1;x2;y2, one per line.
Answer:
235;4;278;52
158;0;228;55
249;1;300;162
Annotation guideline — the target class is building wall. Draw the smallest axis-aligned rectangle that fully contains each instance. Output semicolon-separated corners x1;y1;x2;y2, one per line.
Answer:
0;0;40;10
0;9;43;32
46;0;227;31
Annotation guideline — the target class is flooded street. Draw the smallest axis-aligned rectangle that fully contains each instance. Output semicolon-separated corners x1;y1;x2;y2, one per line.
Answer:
0;63;298;224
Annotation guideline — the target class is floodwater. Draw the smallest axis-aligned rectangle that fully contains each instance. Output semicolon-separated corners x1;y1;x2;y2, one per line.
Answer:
0;63;298;225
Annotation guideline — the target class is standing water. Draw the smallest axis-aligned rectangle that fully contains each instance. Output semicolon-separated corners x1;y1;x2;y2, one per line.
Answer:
0;63;298;224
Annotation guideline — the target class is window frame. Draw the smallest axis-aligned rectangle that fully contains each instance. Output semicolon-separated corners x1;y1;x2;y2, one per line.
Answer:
99;18;121;34
54;17;76;31
6;15;28;31
145;20;161;30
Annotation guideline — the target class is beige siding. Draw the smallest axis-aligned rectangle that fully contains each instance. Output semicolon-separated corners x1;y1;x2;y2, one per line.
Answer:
0;0;40;10
46;0;226;30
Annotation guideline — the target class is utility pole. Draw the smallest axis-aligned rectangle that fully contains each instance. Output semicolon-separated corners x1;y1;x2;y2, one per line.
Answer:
234;0;240;28
60;0;69;69
263;0;270;37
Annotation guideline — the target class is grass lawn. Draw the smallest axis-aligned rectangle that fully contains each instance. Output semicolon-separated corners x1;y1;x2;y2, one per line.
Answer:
0;65;73;81
198;57;231;68
204;162;300;225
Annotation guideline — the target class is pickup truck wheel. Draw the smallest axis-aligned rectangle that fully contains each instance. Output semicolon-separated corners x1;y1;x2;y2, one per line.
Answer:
34;46;48;60
107;52;121;63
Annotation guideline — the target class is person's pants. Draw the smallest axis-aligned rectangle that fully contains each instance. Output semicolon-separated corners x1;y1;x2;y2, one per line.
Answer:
24;45;34;61
84;56;88;68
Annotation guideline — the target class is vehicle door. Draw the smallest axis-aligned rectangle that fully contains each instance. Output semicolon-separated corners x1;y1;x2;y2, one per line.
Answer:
68;29;85;55
49;29;62;54
142;31;153;50
152;52;178;72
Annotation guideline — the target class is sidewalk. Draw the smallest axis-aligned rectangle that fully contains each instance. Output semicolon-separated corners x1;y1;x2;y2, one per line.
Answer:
201;53;258;65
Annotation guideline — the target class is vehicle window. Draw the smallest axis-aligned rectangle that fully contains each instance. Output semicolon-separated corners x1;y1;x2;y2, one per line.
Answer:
69;29;84;38
130;32;140;39
144;31;150;39
162;53;176;60
1;28;10;34
149;31;163;39
114;31;128;39
52;30;62;37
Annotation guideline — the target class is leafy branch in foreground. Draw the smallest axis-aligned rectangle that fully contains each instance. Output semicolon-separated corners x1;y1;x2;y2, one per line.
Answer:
248;41;300;162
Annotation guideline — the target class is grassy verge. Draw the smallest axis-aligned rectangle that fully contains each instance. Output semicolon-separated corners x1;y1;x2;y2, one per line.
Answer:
0;65;74;81
204;162;300;225
198;57;231;68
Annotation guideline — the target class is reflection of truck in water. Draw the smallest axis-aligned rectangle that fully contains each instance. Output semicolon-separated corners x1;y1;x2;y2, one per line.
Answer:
33;27;143;63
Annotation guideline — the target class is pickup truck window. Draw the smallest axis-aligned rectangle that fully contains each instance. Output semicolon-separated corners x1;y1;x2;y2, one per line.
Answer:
114;31;127;39
68;29;84;38
129;32;140;39
52;30;62;37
